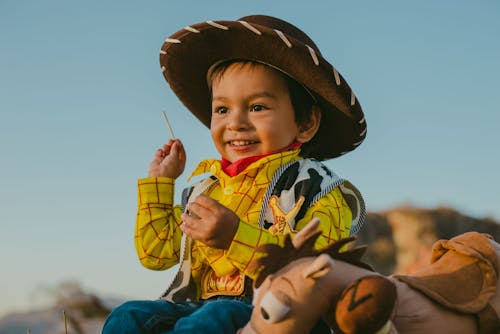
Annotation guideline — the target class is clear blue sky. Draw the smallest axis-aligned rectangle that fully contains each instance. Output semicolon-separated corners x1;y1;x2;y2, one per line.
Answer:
1;0;499;316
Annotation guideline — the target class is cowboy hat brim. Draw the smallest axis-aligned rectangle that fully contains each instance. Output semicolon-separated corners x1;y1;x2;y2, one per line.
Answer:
160;15;366;160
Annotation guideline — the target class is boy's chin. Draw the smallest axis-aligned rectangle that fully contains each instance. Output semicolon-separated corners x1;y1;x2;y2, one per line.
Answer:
223;150;261;163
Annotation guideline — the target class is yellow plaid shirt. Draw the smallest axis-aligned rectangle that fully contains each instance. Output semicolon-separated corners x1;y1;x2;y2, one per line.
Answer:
135;149;352;299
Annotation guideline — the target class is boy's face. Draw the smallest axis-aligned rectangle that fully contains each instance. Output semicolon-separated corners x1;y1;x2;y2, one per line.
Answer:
210;63;304;163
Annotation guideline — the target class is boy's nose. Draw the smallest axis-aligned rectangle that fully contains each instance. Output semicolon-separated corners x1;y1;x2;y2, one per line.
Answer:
227;110;250;130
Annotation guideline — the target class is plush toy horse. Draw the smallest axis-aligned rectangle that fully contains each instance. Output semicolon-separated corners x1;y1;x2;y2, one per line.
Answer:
238;219;500;334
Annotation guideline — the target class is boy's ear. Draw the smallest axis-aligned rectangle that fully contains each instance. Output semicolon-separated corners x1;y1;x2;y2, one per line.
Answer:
296;105;321;144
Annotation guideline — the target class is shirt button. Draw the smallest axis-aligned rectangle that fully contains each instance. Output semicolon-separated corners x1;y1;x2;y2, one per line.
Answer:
224;186;234;195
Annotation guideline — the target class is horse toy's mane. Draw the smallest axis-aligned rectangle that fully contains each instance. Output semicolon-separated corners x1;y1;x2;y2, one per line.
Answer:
250;231;372;288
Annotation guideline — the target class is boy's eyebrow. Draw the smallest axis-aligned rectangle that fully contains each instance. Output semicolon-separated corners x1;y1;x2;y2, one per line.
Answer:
212;91;278;102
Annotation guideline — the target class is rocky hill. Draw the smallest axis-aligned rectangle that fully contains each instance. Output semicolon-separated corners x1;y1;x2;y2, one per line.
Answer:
1;206;498;333
355;206;500;275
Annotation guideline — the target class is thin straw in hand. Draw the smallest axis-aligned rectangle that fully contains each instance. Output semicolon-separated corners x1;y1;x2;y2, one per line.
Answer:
162;111;176;139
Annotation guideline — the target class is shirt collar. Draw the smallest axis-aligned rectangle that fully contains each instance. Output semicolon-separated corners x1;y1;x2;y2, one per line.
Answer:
188;147;302;183
220;142;302;176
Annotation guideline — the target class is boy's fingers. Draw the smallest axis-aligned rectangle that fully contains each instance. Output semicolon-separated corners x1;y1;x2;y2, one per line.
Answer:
177;141;186;161
180;217;203;240
180;221;193;236
192;194;219;209
181;213;196;227
154;149;164;158
162;144;171;154
170;141;179;156
187;202;211;219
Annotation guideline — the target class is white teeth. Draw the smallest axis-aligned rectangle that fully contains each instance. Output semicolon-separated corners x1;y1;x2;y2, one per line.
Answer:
230;140;256;146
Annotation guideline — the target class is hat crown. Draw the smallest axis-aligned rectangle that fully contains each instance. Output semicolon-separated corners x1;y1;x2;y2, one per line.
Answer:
238;15;320;53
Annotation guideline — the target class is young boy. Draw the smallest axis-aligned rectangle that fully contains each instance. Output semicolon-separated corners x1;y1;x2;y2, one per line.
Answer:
103;15;367;334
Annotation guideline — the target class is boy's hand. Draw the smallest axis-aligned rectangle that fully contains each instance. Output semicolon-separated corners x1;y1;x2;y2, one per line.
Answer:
148;139;186;178
180;195;239;249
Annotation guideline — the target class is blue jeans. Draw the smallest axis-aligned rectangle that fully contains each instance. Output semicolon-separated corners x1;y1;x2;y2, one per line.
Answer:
102;298;252;334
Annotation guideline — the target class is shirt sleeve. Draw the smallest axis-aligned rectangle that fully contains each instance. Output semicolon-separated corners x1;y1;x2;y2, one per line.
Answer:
134;177;184;270
225;187;352;279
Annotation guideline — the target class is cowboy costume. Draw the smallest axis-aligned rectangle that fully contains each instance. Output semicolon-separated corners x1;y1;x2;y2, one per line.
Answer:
103;15;366;334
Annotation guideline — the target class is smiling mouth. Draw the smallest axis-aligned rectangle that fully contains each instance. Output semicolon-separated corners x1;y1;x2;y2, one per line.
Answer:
228;140;258;146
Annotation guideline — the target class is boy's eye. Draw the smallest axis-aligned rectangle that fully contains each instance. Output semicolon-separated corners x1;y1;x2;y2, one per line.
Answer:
214;106;228;114
251;104;266;112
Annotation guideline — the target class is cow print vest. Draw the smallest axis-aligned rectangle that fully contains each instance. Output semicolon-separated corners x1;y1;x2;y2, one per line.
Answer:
257;158;365;236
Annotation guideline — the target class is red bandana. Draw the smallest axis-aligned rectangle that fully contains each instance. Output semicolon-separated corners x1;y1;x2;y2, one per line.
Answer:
221;142;302;176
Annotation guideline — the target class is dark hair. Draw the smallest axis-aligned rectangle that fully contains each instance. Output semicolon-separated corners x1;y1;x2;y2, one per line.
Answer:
209;60;318;157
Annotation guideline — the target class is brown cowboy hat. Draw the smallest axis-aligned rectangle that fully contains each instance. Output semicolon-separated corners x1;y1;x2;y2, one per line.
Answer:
159;15;366;160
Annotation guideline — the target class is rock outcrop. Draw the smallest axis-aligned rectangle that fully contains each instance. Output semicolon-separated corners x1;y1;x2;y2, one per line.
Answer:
355;206;500;275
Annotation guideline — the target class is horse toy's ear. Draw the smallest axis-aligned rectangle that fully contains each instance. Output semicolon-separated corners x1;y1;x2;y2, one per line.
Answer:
303;254;333;279
292;218;321;249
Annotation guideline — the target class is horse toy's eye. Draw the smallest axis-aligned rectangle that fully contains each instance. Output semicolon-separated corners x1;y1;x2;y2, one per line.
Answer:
259;291;291;323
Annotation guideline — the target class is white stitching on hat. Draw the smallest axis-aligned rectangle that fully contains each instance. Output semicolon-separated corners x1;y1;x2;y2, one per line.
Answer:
332;67;341;86
238;21;261;35
353;139;363;146
350;92;356;106
274;30;292;48
360;128;367;137
206;21;229;30
306;45;319;66
166;38;181;44
161;66;166;72
340;151;348;155
160;50;167;55
359;117;365;124
184;26;200;33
